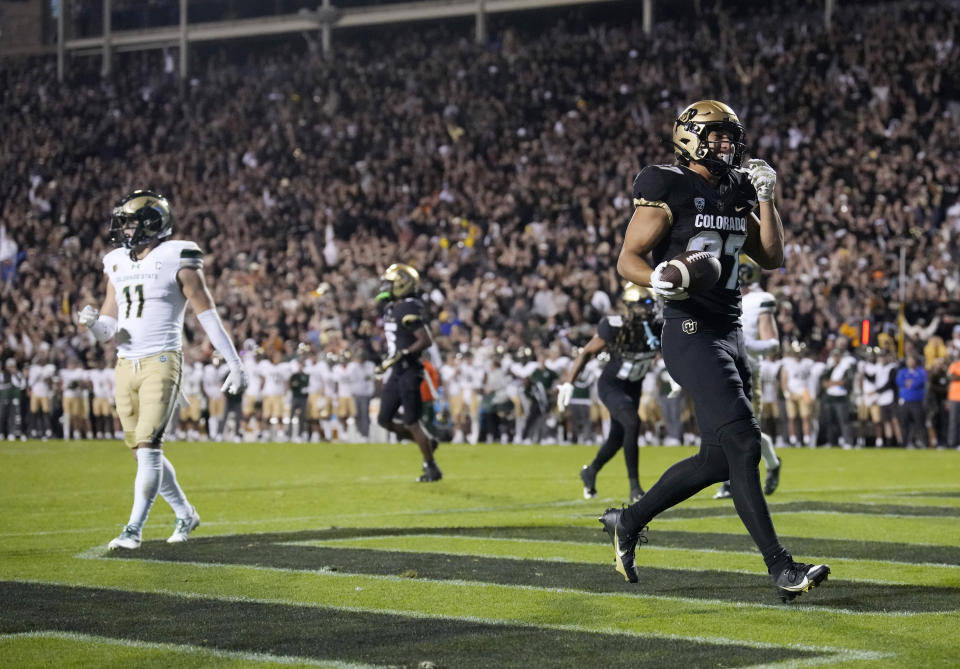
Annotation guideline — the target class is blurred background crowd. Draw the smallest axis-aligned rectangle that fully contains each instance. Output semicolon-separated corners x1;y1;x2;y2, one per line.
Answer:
0;0;958;447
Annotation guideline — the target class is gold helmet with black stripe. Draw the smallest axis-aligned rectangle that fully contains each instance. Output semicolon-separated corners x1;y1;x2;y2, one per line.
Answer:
672;100;746;175
109;189;174;260
376;263;420;302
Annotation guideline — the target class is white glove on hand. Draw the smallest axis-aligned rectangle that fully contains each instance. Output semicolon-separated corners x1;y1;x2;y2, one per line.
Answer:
221;363;248;394
744;158;777;202
649;261;688;301
557;382;574;411
78;305;100;328
666;376;683;399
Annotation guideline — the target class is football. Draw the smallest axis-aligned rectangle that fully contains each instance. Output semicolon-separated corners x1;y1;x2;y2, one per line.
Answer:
658;250;722;294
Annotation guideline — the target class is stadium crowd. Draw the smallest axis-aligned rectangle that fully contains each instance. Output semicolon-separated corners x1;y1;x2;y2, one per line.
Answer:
0;0;959;448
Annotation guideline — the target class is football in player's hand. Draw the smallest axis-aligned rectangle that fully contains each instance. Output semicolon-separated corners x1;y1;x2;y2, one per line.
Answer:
658;250;722;294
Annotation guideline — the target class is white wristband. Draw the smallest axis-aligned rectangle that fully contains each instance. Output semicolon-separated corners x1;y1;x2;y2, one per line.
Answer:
196;308;241;367
90;315;118;344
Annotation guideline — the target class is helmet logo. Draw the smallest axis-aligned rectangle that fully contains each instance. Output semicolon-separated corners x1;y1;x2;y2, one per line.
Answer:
694;197;706;212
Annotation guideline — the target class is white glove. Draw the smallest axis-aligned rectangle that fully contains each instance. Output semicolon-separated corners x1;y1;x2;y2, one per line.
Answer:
666;376;683;399
78;305;99;328
649;261;688;301
221;363;248;394
744;158;777;202
557;382;574;411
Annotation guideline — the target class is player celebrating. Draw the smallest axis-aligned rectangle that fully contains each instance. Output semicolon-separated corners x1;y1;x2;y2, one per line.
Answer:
713;257;782;499
78;189;247;550
608;101;829;601
558;283;660;504
375;263;441;482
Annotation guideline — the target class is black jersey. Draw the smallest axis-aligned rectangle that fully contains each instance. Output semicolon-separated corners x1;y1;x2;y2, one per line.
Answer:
382;297;426;357
633;164;758;324
597;314;659;383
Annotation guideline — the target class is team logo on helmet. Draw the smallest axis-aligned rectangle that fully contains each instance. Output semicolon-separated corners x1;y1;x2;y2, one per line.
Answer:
672;100;746;176
109;189;174;260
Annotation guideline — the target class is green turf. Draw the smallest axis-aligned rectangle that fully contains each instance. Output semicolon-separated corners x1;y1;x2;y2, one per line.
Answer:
1;440;959;667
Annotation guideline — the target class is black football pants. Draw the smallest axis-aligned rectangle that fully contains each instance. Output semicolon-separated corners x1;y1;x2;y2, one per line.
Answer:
621;317;784;566
378;364;423;428
591;376;643;481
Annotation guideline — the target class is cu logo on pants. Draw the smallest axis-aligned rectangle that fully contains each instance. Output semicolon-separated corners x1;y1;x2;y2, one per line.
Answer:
681;319;698;335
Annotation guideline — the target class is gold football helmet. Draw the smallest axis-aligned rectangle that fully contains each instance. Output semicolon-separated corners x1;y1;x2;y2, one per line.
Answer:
622;281;655;316
108;189;174;259
672;100;745;174
738;254;762;286
377;263;420;301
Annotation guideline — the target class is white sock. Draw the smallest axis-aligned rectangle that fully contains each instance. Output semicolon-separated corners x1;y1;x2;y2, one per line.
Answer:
760;432;780;469
127;448;163;533
159;455;191;519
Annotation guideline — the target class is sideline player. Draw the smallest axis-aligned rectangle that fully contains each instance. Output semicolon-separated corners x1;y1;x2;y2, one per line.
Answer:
609;101;829;601
78;189;246;549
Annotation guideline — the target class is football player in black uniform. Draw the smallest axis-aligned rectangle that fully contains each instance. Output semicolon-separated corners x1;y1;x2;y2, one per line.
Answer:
375;264;442;482
603;100;829;602
558;283;660;504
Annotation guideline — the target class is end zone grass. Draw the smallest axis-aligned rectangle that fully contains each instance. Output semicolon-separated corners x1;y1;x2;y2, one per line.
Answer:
1;440;958;667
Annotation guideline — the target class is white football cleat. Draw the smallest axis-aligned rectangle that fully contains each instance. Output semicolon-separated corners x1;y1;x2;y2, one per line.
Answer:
167;506;200;543
108;525;141;550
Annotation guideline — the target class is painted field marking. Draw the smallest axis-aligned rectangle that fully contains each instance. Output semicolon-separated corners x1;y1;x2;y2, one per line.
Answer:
5;578;891;667
72;550;954;618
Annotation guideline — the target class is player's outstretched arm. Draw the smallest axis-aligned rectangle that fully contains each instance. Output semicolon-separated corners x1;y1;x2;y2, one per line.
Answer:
78;280;119;343
178;267;247;394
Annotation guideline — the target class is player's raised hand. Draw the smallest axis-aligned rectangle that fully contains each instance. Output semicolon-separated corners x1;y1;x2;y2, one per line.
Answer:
744;158;777;202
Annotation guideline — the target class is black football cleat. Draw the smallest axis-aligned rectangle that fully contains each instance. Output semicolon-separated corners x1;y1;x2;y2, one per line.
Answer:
580;465;597;499
417;461;442;483
629;482;645;504
771;561;830;602
599;507;646;583
764;460;781;495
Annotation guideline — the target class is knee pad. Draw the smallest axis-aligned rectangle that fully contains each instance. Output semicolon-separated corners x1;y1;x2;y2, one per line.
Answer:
716;417;762;460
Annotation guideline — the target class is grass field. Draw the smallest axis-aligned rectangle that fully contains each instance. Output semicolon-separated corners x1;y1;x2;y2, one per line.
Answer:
1;439;959;668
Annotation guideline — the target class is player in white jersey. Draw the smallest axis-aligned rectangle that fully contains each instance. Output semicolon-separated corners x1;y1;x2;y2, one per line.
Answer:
259;350;294;440
178;355;205;441
202;356;227;440
90;362;118;440
302;351;329;442
59;357;92;439
78;189;247;550
27;353;57;439
714;258;782;499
